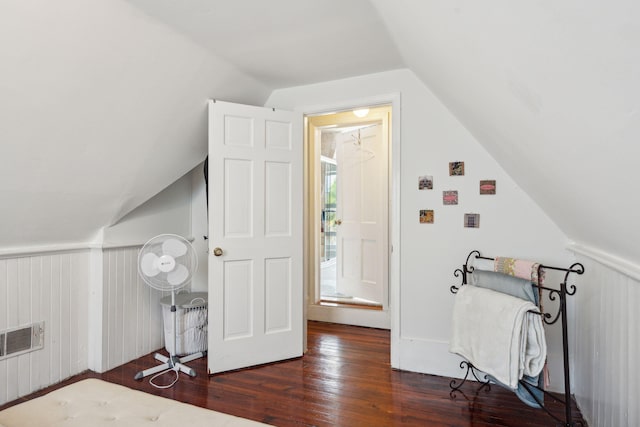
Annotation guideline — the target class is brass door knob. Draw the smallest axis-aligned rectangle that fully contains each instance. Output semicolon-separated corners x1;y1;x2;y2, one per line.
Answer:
213;247;223;256
335;219;342;225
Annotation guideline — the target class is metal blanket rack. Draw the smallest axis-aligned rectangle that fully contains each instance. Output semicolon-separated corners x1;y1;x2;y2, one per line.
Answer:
449;250;585;427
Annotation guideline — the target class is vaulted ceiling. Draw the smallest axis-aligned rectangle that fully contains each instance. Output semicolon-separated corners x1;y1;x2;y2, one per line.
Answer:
2;0;638;263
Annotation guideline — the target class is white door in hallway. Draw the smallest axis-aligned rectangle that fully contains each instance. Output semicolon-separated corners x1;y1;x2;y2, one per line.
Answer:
207;100;303;374
335;124;388;305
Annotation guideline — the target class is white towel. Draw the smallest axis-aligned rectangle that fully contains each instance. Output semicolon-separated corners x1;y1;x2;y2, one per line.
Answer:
449;285;547;389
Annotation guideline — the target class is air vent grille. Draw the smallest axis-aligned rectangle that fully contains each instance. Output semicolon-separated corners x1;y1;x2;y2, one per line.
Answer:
0;322;44;361
7;328;32;354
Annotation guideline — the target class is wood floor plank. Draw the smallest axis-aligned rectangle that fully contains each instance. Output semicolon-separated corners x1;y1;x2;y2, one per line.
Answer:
0;321;585;426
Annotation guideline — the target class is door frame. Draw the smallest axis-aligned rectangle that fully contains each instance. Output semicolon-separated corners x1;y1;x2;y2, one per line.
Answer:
307;108;390;321
300;94;400;363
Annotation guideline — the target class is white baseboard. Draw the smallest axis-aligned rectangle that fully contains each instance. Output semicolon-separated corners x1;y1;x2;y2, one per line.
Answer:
395;336;466;379
307;304;390;329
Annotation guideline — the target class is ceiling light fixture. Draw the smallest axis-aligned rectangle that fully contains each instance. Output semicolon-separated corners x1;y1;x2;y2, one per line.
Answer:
353;108;369;118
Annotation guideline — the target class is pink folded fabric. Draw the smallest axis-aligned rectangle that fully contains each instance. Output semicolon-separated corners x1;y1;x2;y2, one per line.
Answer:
494;257;545;285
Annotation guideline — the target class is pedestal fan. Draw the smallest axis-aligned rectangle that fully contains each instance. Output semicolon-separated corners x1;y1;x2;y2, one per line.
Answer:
134;234;205;386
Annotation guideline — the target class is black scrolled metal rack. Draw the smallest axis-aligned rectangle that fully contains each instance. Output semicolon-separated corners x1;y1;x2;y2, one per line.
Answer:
449;250;585;427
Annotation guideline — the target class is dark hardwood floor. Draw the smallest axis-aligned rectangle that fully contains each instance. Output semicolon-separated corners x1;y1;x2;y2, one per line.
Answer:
1;321;585;426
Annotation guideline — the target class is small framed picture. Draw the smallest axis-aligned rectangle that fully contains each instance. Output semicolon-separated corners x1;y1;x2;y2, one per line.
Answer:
480;180;496;195
464;213;480;228
420;209;434;224
449;161;465;176
443;190;458;205
418;175;433;190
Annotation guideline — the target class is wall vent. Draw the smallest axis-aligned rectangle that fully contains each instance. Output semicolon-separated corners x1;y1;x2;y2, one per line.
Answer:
0;322;44;361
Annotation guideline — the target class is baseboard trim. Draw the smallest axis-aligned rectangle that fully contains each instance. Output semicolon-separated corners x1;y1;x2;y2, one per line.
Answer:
307;304;390;329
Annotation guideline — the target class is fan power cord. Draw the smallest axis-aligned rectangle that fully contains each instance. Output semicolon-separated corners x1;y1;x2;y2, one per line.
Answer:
149;368;180;389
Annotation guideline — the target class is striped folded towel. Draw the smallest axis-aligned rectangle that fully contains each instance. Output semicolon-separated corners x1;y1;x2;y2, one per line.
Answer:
494;257;545;285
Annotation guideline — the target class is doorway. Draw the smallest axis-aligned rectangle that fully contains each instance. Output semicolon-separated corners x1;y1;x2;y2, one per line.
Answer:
305;105;391;329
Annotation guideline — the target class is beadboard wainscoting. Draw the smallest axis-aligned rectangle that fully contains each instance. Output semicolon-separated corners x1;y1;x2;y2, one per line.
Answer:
100;246;166;372
572;255;640;427
0;250;89;406
0;245;169;407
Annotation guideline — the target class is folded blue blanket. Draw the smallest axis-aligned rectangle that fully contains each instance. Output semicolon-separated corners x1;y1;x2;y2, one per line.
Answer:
470;270;537;303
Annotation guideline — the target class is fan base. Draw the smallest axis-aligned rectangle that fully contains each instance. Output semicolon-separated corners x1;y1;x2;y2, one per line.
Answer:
134;351;206;381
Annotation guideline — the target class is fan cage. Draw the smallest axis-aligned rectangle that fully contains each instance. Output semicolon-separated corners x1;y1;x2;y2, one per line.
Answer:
138;234;198;292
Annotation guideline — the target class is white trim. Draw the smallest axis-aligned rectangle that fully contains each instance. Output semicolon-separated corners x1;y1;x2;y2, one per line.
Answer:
295;93;401;119
102;236;194;250
87;247;105;372
320;155;336;166
0;237;195;259
567;241;640;281
396;336;464;380
307;304;390;329
0;242;95;259
387;94;401;368
101;241;150;250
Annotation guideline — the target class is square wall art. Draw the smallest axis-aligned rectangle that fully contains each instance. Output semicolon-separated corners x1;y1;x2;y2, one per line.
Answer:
464;213;480;228
419;175;433;190
443;190;458;205
420;209;434;224
449;161;465;176
480;180;496;195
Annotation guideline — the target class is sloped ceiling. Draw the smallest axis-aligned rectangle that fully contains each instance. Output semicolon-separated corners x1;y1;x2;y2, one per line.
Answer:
2;0;638;263
123;0;405;88
370;0;640;261
0;0;272;248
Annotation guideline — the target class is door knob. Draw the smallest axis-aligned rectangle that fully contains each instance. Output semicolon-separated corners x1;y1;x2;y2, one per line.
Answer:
335;219;342;225
213;247;223;256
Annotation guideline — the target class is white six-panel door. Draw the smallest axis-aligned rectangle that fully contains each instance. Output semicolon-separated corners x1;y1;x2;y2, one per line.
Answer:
207;100;303;374
335;124;388;304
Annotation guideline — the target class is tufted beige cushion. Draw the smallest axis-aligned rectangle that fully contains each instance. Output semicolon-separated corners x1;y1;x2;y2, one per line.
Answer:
0;379;271;427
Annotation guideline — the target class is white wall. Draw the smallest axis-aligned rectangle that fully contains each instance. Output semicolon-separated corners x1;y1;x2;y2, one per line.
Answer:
103;170;194;247
104;160;208;294
571;250;640;427
0;250;89;406
0;0;270;249
371;1;640;265
267;69;573;389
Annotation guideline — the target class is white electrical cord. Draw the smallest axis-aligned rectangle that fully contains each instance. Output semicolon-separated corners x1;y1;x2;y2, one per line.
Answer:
149;368;179;389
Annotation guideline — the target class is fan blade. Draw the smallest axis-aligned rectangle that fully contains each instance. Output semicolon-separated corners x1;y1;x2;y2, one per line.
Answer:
140;253;160;277
163;238;188;257
167;263;189;286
